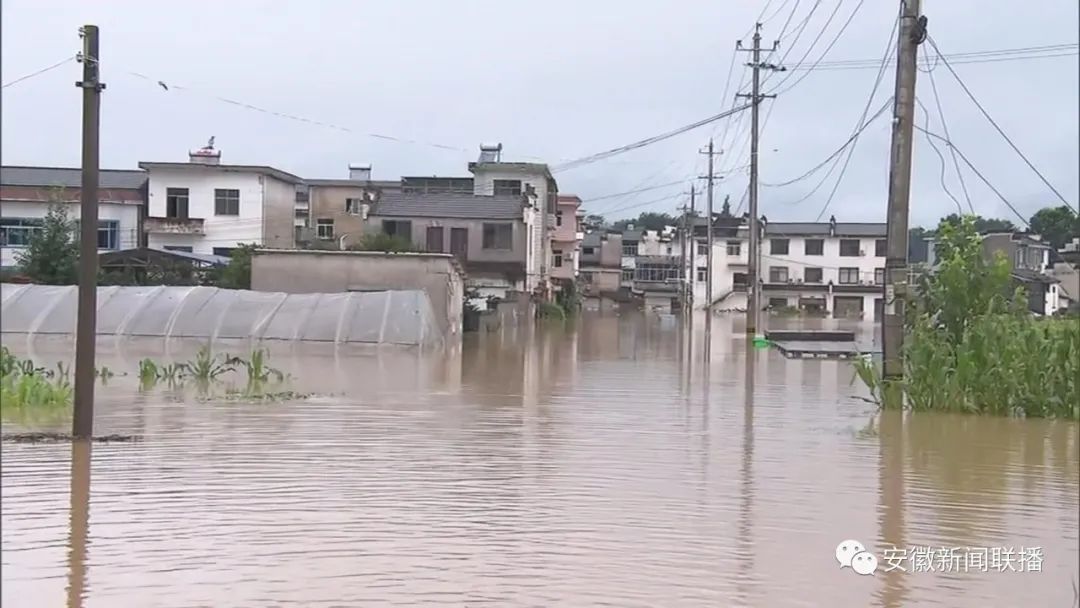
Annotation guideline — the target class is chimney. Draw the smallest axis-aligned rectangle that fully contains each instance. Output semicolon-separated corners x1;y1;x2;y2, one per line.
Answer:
349;163;372;181
478;142;503;163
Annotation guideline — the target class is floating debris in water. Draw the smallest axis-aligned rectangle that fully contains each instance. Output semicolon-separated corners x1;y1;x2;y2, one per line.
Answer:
2;432;140;444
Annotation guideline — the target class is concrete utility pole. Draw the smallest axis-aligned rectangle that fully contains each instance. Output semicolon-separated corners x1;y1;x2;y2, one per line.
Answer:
701;140;716;340
883;1;925;380
680;198;689;314
737;24;782;337
73;25;103;440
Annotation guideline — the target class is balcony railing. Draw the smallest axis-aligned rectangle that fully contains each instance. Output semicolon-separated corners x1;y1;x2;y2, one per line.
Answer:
144;216;205;235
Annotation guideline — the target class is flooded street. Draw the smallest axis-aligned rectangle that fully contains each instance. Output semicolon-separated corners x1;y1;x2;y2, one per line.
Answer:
2;314;1078;607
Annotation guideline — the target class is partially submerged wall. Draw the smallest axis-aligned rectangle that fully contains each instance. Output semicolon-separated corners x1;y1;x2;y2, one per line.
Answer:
251;250;465;336
0;284;443;347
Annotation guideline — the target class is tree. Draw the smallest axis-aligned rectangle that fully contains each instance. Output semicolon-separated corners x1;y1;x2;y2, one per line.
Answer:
582;214;606;230
1029;205;1080;250
611;212;677;232
940;213;1016;234
213;243;257;290
16;202;78;285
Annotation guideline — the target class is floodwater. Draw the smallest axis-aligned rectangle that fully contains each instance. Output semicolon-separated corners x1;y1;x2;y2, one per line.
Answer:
2;314;1078;607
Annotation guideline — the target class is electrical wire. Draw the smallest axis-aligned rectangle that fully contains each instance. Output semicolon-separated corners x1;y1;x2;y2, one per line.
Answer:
788;43;1078;70
2;56;75;89
913;125;1031;228
761;99;892;187
768;0;868;97
809;9;900;222
760;0;847;93
761;0;824;87
581;179;689;204
922;45;973;213
926;35;1076;213
551;103;752;173
915;97;965;214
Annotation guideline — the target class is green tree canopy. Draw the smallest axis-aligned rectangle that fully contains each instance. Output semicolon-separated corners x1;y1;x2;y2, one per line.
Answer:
16;202;78;285
1029;205;1080;250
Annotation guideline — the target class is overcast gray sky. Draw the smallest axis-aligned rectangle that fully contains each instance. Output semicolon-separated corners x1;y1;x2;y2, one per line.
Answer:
2;0;1077;227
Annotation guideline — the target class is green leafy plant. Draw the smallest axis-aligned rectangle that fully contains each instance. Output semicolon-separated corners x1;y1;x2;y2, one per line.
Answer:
228;348;284;384
179;346;234;382
14;193;79;285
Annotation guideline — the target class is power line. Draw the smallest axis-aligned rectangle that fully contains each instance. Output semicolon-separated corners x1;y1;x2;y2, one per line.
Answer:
913;125;1031;228
2;56;75;89
760;99;892;187
581;179;688;203
761;0;825;87
760;0;847;94
790;50;1078;71
926;35;1076;213
922;45;973;213
552;103;752;173
915;97;965;214
788;42;1078;69
810;8;899;223
768;0;869;96
593;191;690;217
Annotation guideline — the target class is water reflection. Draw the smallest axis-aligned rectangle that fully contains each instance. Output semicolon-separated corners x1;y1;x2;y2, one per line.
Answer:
66;440;91;608
1;316;1077;607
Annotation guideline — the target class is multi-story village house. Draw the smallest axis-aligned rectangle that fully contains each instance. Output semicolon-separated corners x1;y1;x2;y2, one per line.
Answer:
578;231;624;300
1;165;146;268
139;144;303;256
550;195;584;291
300;163;400;249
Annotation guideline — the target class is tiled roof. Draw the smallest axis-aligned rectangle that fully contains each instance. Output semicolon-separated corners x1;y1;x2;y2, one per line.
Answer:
372;191;524;220
1;165;146;189
305;178;401;189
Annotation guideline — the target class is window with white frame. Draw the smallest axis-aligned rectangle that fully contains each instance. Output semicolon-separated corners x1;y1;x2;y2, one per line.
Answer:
839;239;861;256
346;198;365;215
553;250;563;268
874;267;885;284
0;218;42;246
804;267;823;283
697;242;708;255
768;266;789;283
696;266;707;282
316;219;334;240
727;241;742;256
622;242;638;256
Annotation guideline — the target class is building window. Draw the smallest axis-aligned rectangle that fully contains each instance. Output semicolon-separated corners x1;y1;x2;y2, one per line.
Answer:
166;187;190;219
804;239;824;255
733;272;748;287
697;242;708;255
635;263;682;282
839;267;859;284
556;211;563;227
583;246;596;255
382;220;412;240
805;267;823;283
874;267;885;284
493;179;522;196
346;198;365;215
164;245;193;253
769;266;789;283
622;243;638;256
840;239;861;256
697;266;707;282
214;189;240;216
770;238;789;255
213;247;235;258
769;297;789;309
0;218;43;246
553;250;563;268
875;238;887;257
727;241;742;256
482;223;512;249
97;220;119;249
621;269;634;282
316;219;334;240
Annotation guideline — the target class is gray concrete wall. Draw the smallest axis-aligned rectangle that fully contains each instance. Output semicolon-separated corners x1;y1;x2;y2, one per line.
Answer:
262;177;299;249
251;250;465;338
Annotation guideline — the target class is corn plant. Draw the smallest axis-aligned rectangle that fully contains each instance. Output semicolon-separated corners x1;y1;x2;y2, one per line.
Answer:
179;346;233;382
228;348;284;385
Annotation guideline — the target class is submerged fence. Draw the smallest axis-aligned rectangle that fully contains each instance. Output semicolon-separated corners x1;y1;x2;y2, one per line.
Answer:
0;284;442;347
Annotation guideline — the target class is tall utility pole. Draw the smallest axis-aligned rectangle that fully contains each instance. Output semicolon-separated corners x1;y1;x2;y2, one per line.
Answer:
700;140;717;341
883;1;925;381
73;25;103;440
737;24;781;337
680;198;689;314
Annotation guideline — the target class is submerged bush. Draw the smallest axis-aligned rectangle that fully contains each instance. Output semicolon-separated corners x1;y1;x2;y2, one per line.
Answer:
0;346;73;418
856;216;1079;419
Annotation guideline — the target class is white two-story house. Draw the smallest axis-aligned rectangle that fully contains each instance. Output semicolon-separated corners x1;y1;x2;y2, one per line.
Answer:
139;145;302;257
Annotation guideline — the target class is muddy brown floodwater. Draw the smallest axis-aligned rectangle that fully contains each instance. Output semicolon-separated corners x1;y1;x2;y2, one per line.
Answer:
2;314;1078;607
